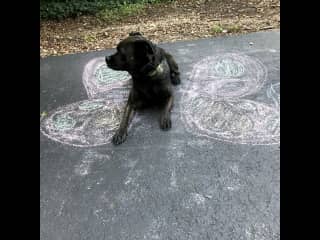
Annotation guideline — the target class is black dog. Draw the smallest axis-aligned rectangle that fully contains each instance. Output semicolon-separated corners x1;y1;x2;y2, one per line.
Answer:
105;32;181;145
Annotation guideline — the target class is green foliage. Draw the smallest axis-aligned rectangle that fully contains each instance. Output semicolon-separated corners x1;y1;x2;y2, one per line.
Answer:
96;2;145;21
211;25;224;34
211;24;242;34
40;0;175;21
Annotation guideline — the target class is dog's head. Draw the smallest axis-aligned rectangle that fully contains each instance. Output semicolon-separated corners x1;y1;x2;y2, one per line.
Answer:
105;32;159;74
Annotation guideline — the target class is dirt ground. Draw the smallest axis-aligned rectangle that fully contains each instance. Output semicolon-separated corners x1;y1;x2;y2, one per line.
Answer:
40;0;280;58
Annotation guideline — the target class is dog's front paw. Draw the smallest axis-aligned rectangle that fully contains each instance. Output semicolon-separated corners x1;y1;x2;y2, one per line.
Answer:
112;130;128;145
160;116;172;131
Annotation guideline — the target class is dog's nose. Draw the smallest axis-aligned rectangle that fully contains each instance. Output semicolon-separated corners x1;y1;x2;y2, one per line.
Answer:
105;56;110;63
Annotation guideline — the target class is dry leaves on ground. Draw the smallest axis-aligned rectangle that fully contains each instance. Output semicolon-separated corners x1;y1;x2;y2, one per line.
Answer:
40;0;280;58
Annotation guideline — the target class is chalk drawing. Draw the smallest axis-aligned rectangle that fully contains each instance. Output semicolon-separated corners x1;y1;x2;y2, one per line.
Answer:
222;172;243;192
181;53;280;145
170;168;177;189
40;57;133;147
177;48;192;55
182;98;279;145
41;52;279;147
57;199;66;216
183;193;206;209
269;49;277;53
230;164;239;174
52;113;77;130
40;98;124;147
267;82;280;110
74;151;100;176
82;57;131;99
124;169;143;186
186;53;267;99
96;177;104;185
245;222;276;240
93;208;108;224
74;161;91;176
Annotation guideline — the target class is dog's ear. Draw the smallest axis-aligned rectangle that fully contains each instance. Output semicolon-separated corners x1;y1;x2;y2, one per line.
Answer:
129;32;142;37
134;40;155;55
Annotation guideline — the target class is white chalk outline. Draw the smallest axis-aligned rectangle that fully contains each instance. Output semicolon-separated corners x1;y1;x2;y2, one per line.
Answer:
186;53;268;99
267;82;280;110
41;57;133;147
82;57;131;99
40;98;126;147
182;98;280;145
180;53;280;145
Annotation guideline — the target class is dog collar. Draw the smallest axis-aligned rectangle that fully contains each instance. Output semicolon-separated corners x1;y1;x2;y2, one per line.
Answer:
147;61;164;77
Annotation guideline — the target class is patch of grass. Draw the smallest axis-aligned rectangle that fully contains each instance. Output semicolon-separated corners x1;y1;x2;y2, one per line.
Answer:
211;25;224;34
97;2;145;21
40;1;176;21
211;24;241;35
225;24;241;33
